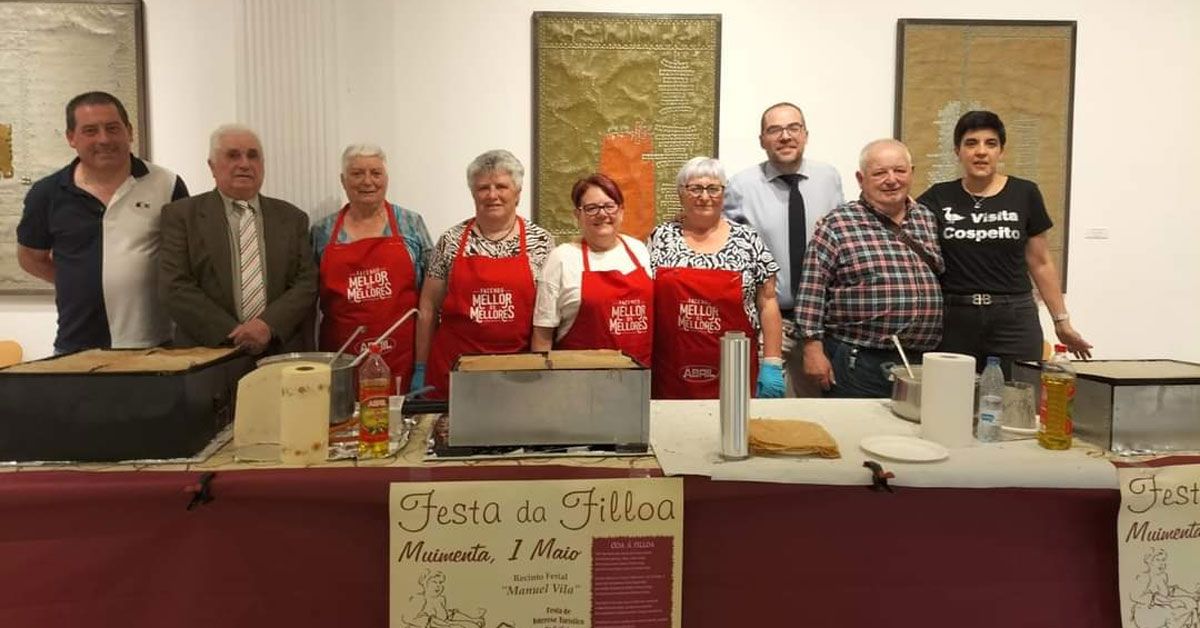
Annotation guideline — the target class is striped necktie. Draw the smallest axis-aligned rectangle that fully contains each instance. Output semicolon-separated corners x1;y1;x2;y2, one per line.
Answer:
234;200;266;320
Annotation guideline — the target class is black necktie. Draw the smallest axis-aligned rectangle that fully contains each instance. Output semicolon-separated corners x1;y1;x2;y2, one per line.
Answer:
778;173;807;301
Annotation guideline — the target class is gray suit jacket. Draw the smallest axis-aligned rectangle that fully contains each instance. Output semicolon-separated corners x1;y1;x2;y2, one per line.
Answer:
159;189;317;354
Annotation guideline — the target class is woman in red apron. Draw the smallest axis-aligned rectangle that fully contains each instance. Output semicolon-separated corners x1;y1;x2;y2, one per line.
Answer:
531;174;653;367
314;146;429;389
414;150;552;400
648;157;785;399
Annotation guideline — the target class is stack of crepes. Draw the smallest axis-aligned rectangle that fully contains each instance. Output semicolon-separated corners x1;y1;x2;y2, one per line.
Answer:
2;347;236;373
748;418;841;458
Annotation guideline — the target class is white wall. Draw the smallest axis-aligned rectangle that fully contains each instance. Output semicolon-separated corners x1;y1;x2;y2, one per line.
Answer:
4;0;1197;363
1;0;241;360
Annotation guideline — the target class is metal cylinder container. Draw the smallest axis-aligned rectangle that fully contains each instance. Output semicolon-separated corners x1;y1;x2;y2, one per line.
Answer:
719;331;751;459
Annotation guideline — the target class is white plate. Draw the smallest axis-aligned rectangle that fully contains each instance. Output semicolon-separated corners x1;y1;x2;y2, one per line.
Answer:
860;435;949;463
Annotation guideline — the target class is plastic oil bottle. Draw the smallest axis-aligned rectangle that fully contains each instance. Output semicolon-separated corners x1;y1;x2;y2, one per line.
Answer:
357;343;392;459
976;356;1004;442
1038;344;1076;450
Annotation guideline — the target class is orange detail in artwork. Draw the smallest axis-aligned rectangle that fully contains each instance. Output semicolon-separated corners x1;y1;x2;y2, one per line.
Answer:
598;126;654;241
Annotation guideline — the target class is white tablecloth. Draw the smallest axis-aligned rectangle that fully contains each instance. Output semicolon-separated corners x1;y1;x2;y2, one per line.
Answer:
649;398;1118;489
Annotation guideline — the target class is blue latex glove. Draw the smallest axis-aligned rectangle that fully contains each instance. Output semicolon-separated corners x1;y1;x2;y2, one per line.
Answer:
756;362;785;398
409;362;426;394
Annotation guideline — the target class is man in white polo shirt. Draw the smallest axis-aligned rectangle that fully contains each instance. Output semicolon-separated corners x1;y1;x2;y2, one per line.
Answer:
17;91;189;353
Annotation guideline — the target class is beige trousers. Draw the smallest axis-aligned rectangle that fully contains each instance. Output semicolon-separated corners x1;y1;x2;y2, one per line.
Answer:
768;319;823;398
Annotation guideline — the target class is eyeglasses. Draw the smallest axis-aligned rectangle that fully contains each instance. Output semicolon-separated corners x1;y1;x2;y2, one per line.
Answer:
683;184;725;197
763;123;806;138
579;202;620;215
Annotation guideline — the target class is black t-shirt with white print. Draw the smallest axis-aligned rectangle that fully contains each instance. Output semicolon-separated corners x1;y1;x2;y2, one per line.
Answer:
917;176;1052;295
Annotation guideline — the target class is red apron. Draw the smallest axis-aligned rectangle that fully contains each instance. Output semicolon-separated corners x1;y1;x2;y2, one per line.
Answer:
425;217;536;400
557;238;653;367
318;203;418;389
652;266;758;399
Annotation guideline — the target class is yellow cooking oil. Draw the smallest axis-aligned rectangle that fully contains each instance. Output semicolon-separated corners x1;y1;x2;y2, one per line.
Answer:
1037;371;1075;450
357;344;391;459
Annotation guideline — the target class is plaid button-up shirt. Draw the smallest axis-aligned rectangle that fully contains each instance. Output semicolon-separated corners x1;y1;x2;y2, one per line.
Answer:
794;197;944;350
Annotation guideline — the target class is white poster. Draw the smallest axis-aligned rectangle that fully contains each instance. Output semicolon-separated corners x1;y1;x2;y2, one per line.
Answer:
1118;463;1200;628
389;477;683;628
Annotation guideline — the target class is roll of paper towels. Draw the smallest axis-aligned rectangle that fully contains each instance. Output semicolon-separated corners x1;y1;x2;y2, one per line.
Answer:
234;362;293;461
234;361;330;464
919;352;976;448
279;363;331;464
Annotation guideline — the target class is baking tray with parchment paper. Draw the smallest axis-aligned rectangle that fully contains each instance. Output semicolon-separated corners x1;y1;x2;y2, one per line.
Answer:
1013;359;1200;454
0;348;254;462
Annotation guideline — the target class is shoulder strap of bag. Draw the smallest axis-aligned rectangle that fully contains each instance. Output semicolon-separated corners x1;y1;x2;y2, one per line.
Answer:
869;208;939;274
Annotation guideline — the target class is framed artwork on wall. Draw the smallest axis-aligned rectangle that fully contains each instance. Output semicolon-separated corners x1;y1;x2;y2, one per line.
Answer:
0;0;147;294
895;19;1077;287
532;12;721;241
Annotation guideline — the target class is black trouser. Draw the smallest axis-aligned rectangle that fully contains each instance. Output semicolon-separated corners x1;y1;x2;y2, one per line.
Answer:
822;337;922;399
937;292;1043;379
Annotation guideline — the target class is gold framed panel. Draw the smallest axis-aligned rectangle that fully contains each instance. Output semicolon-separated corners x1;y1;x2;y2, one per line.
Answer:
532;12;721;242
0;0;147;295
895;19;1077;287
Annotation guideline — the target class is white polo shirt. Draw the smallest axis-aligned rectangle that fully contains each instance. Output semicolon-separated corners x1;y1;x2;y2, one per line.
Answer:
101;160;188;347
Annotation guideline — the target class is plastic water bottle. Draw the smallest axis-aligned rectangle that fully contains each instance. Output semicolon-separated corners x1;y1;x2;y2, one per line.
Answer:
1038;344;1076;450
976;356;1004;442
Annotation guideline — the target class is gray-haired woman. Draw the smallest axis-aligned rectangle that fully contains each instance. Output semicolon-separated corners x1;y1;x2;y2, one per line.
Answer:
647;156;784;399
311;143;431;389
413;149;554;399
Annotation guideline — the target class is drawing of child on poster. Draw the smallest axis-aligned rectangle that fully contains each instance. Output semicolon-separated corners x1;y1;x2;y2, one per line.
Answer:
400;569;494;628
1130;548;1200;628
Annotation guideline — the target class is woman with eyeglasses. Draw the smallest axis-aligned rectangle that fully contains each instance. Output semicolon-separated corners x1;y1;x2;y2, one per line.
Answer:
531;173;653;365
647;156;785;399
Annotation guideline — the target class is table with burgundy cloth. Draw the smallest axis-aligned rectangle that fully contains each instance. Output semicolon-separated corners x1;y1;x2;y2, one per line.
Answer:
0;400;1122;628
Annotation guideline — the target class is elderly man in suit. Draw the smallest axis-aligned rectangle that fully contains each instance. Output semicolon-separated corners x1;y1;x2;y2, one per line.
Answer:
159;124;317;355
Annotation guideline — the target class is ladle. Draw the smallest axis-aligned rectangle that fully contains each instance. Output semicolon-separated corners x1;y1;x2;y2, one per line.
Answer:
890;334;915;379
329;325;366;365
350;308;420;367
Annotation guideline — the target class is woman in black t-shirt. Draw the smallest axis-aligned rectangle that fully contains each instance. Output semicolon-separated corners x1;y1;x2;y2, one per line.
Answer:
916;110;1091;374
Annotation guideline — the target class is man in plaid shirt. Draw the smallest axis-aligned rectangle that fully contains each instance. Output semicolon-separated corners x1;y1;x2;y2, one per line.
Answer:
794;139;944;398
